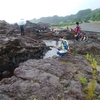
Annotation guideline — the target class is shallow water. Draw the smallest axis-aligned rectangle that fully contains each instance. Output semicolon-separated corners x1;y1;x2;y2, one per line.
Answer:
43;40;73;59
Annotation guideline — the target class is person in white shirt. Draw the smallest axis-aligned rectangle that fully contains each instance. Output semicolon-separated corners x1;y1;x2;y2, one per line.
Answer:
18;19;26;36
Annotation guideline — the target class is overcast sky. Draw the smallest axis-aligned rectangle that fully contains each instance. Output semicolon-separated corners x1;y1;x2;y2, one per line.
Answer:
0;0;100;23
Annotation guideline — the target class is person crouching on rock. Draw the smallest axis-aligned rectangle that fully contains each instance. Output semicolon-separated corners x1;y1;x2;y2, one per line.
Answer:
54;36;69;57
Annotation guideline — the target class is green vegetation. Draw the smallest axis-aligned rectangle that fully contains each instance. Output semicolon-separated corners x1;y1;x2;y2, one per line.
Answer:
86;54;98;100
83;9;100;22
79;77;87;84
31;80;34;83
57;94;62;100
31;8;100;25
86;54;98;71
33;98;38;100
73;51;79;55
86;79;96;100
50;22;74;27
63;87;67;91
61;61;67;65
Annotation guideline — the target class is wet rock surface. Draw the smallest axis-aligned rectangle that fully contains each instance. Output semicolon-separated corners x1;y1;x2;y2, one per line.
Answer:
0;20;100;100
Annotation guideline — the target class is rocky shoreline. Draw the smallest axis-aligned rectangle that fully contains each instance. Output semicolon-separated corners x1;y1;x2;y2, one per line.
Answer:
0;20;100;100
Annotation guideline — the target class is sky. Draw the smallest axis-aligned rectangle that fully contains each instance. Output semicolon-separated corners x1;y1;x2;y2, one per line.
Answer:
0;0;100;23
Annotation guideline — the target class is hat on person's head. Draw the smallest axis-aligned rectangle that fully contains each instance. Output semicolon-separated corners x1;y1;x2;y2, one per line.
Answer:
58;36;64;39
59;36;64;39
58;36;65;41
76;22;79;25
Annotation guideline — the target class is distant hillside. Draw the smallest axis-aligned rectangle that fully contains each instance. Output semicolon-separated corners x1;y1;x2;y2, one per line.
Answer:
82;8;100;21
30;8;100;24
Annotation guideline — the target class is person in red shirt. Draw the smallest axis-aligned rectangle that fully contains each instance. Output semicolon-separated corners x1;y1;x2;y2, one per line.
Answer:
74;22;81;41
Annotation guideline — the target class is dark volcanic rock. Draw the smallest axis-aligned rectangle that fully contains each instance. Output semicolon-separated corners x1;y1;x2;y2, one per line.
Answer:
0;20;51;38
0;55;93;100
70;39;100;55
0;20;100;100
0;34;46;80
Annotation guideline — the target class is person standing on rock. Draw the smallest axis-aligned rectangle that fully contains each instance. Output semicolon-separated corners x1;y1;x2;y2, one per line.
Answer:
74;22;81;41
53;36;69;57
18;19;26;36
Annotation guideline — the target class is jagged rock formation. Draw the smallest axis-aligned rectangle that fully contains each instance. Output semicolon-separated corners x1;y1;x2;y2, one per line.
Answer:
0;34;46;79
0;55;93;100
0;20;100;100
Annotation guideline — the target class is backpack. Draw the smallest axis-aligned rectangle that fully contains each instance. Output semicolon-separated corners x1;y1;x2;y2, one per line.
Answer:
61;40;69;50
